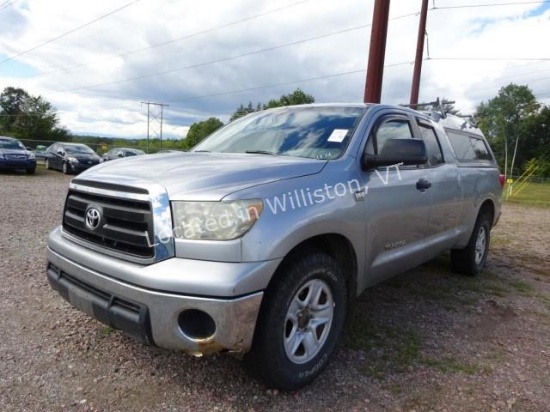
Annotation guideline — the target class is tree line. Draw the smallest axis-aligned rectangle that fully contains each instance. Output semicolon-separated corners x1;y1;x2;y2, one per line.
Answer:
1;85;548;177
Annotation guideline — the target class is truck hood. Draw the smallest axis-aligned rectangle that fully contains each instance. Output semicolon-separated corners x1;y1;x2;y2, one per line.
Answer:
78;152;326;201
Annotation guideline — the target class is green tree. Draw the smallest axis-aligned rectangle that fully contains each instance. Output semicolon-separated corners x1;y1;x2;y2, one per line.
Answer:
0;86;70;142
181;117;224;150
475;84;540;176
265;88;315;109
230;88;315;121
515;105;550;177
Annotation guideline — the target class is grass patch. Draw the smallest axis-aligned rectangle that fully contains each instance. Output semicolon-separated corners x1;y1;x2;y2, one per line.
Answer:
509;280;535;295
421;356;480;374
99;325;115;335
505;182;550;207
345;318;423;378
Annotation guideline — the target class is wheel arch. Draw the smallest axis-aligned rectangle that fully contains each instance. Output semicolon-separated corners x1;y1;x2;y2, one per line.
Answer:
266;233;358;311
478;198;495;227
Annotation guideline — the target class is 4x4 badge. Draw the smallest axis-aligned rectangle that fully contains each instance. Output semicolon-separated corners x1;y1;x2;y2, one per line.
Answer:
85;207;101;230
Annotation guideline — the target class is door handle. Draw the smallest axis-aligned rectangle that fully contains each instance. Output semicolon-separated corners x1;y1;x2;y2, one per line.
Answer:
416;178;432;192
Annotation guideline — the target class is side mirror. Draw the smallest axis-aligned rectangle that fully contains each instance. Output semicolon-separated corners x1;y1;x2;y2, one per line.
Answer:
26;146;32;150
57;149;64;156
117;152;124;158
362;138;427;170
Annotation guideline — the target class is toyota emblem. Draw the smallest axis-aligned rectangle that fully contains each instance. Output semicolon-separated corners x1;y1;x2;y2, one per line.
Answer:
85;207;102;230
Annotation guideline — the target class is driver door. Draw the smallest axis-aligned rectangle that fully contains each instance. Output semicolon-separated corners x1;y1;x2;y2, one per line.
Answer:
359;113;434;286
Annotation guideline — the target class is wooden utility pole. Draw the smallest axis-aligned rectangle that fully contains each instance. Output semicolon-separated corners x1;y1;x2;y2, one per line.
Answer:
409;0;429;108
364;0;391;103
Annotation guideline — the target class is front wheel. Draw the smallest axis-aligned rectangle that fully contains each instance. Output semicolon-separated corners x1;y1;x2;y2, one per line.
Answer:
245;252;347;390
451;212;492;276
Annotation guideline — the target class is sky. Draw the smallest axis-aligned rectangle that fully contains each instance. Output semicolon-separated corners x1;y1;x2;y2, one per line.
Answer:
0;0;549;140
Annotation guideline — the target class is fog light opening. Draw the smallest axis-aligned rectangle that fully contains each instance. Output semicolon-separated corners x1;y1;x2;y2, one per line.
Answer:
178;309;216;340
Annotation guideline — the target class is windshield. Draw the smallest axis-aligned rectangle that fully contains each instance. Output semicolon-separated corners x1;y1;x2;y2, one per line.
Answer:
0;139;25;150
65;145;95;155
193;106;367;160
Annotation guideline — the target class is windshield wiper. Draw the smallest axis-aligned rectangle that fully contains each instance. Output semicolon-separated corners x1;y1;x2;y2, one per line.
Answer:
245;150;278;155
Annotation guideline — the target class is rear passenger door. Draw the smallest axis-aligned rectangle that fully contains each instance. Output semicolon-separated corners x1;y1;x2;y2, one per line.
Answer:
360;113;433;284
416;118;463;246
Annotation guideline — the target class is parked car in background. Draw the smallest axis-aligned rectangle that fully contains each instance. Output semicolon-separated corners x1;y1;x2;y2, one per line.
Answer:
102;147;145;162
45;142;101;174
0;136;36;174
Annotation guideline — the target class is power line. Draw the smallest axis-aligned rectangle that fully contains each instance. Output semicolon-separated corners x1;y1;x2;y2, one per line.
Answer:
0;0;17;12
0;0;142;66
164;61;412;106
428;57;550;61
63;12;420;93
431;1;550;10
36;0;311;78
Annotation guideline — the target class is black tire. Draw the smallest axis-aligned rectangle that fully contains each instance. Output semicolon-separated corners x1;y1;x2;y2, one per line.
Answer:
451;212;491;276
45;159;50;170
26;167;36;175
245;252;347;390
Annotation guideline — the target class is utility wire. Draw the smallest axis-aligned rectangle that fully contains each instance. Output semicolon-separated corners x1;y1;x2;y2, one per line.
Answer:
63;12;420;93
37;0;311;78
428;57;550;61
0;0;142;66
431;1;550;10
0;0;17;12
165;61;412;105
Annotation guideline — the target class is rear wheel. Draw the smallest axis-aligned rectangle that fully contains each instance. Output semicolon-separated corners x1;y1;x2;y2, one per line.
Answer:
245;252;347;390
451;212;492;276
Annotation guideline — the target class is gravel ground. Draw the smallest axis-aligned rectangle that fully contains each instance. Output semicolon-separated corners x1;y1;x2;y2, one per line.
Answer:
1;167;549;412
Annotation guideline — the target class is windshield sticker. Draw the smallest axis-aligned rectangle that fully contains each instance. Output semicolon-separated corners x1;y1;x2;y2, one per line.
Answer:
327;129;348;143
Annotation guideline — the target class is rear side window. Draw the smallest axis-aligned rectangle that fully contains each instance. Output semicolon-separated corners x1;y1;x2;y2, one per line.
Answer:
446;129;493;162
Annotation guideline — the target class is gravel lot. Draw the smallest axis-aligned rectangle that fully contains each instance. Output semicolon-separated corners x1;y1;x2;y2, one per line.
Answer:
1;167;549;412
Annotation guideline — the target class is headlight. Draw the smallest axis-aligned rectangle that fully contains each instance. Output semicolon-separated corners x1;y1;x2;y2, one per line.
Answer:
172;199;263;240
68;157;79;163
28;152;35;159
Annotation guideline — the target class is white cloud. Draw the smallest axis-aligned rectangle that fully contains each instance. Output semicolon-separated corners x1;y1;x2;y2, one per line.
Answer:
0;0;549;138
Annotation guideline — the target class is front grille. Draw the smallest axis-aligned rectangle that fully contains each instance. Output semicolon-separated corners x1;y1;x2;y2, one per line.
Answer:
5;154;27;160
62;188;155;258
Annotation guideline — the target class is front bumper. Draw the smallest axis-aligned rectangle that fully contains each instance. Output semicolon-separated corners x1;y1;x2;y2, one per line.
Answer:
0;158;36;170
46;228;279;354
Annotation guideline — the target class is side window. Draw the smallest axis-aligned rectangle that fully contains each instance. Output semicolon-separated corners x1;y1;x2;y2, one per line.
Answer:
470;137;492;160
374;118;414;155
446;129;493;162
418;124;444;166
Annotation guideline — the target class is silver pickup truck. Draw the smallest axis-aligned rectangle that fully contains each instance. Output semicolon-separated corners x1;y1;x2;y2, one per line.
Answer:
46;103;503;389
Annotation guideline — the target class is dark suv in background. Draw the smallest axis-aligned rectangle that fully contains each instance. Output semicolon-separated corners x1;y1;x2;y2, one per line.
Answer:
45;142;101;174
0;136;36;174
